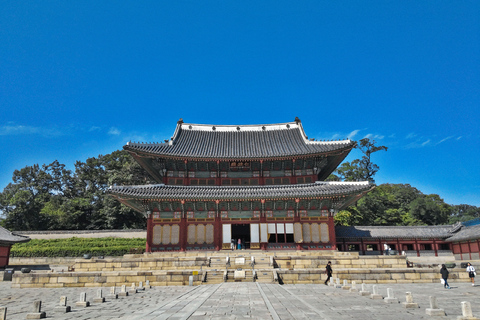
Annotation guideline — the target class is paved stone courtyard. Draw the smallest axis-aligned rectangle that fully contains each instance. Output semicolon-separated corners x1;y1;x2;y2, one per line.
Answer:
1;281;479;319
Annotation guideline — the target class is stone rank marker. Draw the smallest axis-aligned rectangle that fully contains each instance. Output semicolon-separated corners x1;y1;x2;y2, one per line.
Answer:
0;307;6;320
145;280;152;289
384;288;399;304
359;283;370;296
328;277;334;287
334;278;342;288
107;286;119;299
93;289;105;303
137;281;145;291
75;292;90;307
425;296;445;316
341;279;351;290
402;292;419;309
26;300;46;319
54;296;71;313
370;285;383;300
458;301;479;320
349;281;358;293
118;285;129;297
128;283;138;295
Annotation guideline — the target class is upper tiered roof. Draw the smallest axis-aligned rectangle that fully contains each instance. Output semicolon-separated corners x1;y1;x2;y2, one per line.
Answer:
124;118;355;160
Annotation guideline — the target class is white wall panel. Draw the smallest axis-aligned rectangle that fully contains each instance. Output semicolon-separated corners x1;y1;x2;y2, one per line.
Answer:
260;224;268;242
250;224;260;242
222;224;231;243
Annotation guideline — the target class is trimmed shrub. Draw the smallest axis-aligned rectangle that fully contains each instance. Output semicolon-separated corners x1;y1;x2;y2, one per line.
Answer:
10;237;146;257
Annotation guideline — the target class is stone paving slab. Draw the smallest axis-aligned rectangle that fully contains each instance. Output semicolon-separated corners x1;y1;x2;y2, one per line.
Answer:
0;281;479;319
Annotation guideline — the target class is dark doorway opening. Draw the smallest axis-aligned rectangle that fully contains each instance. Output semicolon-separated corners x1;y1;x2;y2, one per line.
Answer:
231;224;250;249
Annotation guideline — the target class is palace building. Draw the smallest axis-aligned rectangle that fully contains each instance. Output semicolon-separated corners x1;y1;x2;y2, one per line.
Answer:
109;118;374;252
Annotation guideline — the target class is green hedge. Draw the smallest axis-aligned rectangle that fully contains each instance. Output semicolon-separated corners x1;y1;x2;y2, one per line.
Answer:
10;237;147;257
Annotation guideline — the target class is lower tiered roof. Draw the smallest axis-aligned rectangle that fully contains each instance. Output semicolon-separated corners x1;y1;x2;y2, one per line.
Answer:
110;181;373;201
109;181;374;212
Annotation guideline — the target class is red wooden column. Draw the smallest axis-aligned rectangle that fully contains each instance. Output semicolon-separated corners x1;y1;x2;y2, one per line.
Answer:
179;200;187;251
414;238;420;257
328;213;336;250
468;241;472;260
294;199;302;250
145;213;153;252
433;239;438;257
214;200;221;251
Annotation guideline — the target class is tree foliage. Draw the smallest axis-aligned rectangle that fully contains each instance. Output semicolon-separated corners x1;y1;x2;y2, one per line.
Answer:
328;138;388;183
334;183;463;226
0;150;150;231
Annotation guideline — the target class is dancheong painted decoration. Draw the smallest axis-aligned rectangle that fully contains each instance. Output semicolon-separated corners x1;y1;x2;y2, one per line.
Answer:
109;118;374;252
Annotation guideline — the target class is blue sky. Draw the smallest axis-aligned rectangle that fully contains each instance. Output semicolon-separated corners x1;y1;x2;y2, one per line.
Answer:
1;2;479;206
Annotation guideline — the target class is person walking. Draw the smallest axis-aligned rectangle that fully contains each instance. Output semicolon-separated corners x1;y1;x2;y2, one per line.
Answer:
440;264;450;289
466;262;476;286
324;261;332;285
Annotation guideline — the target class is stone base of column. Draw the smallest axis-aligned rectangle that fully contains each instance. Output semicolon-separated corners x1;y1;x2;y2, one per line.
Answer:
370;294;383;300
402;302;418;308
93;297;105;303
75;301;90;307
26;312;46;319
359;291;370;296
426;308;445;316
54;306;71;313
384;297;398;304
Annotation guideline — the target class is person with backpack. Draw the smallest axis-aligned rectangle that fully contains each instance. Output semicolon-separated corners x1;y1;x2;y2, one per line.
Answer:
440;264;450;289
466;262;476;286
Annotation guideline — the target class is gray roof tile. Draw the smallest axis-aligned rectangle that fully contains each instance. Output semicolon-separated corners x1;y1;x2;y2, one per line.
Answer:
0;226;30;245
445;223;480;242
335;225;453;239
109;181;373;201
124;120;355;159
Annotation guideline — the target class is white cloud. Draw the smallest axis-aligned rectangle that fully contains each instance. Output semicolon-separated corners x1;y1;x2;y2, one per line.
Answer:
89;126;101;132
347;129;360;139
0;124;63;137
421;139;431;147
406;133;417;139
456;136;462;140
108;127;121;135
436;136;454;145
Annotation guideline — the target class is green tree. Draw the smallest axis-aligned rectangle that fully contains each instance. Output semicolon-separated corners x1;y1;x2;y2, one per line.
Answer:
329;138;387;183
448;204;480;223
409;194;451;225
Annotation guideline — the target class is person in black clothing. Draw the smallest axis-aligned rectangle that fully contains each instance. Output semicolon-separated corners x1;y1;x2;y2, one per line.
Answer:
324;261;332;285
440;264;450;289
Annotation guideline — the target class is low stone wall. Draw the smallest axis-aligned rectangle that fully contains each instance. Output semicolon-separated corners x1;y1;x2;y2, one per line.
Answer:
277;267;472;284
12;270;203;288
274;255;407;269
74;257;210;272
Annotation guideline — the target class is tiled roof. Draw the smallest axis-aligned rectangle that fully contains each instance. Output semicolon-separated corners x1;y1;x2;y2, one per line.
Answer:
0;226;30;245
335;225;453;239
109;181;373;201
123;119;355;159
445;224;480;242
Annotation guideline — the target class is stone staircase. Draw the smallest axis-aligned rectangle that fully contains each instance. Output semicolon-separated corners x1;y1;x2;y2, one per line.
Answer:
10;250;477;288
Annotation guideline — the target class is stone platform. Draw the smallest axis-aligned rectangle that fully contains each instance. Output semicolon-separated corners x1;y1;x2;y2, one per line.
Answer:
8;250;476;288
1;281;480;319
